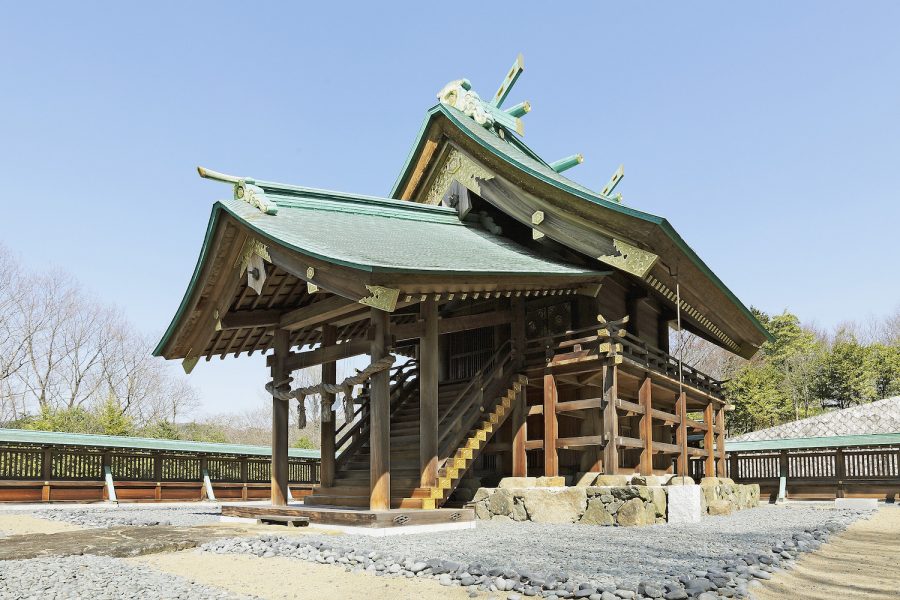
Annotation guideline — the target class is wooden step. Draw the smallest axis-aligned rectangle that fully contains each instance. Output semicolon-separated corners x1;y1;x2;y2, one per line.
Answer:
303;495;427;509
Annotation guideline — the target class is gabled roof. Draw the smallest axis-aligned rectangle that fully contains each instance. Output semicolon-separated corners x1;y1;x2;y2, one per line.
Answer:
391;103;773;358
0;428;320;459
731;396;900;442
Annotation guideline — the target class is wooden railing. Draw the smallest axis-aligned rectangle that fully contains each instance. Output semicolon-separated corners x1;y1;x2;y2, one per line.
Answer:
438;339;518;459
0;440;319;502
522;322;725;400
725;445;900;500
616;331;725;398
334;359;419;469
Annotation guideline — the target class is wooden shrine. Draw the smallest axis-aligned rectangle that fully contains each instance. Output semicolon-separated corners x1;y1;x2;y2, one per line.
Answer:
154;56;770;523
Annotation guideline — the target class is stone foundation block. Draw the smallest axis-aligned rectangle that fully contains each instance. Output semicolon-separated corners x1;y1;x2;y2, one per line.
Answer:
498;477;536;489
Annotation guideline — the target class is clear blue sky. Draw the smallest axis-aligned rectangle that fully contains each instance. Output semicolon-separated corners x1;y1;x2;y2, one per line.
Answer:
2;2;898;414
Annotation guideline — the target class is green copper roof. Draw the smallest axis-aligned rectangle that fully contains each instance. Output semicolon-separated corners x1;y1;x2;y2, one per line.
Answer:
728;432;900;453
391;104;772;344
220;187;607;276
0;428;320;459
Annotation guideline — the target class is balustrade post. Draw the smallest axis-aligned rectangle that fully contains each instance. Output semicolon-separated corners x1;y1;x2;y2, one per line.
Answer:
543;374;559;477
834;447;845;498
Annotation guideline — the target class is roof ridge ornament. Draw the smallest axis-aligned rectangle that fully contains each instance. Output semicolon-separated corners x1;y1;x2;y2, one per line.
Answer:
197;166;278;216
436;53;529;136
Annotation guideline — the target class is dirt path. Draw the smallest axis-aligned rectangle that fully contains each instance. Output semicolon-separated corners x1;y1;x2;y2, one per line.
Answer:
0;513;83;535
133;550;483;600
754;506;900;600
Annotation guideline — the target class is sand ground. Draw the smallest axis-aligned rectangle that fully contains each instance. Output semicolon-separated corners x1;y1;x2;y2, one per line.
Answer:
0;513;83;535
754;505;900;600
133;550;483;600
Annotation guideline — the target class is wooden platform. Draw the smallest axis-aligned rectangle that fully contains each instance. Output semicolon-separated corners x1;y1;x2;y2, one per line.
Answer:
221;501;475;529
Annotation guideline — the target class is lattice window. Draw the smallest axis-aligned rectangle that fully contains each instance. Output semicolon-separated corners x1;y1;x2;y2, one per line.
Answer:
207;458;242;482
53;452;103;480
111;454;155;480
247;460;270;482
0;448;43;479
161;456;200;481
447;326;495;381
288;460;318;484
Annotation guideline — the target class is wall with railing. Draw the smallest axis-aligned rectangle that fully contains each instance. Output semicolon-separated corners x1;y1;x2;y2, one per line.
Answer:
0;434;319;503
723;442;900;501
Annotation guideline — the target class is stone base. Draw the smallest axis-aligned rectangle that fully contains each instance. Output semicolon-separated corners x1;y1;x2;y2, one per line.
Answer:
470;481;760;526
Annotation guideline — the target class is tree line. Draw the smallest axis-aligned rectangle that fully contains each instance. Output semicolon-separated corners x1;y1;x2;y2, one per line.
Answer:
674;307;900;434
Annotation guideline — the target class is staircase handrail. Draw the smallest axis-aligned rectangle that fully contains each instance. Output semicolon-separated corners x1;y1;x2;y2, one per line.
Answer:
437;339;517;455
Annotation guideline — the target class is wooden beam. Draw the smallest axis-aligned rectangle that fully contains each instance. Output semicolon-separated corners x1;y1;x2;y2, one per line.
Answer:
320;325;337;489
556;397;603;412
419;299;439;488
704;403;715;477
602;363;618;474
615;436;644;449
684;417;709;432
369;309;391;511
715;406;727;478
393;310;512;341
616;398;644;415
639;376;653;475
270;329;290;506
527;404;544;416
277;339;369;372
556;435;604;449
511;386;527;477
220;309;282;330
524;439;543;451
280;296;359;332
543;374;558;477
676;391;688;476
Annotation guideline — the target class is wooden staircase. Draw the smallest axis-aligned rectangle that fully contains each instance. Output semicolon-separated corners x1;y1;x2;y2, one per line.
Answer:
304;342;524;510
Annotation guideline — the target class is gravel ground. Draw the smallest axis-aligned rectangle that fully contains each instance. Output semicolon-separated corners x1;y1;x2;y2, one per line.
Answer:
202;505;872;599
27;505;222;529
327;505;863;586
0;554;255;600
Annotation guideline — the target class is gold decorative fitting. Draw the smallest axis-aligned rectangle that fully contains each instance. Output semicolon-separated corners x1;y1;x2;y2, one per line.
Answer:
234;238;271;272
182;356;199;375
598;239;658;279
306;267;315;279
425;147;494;205
307;282;319;294
358;285;400;312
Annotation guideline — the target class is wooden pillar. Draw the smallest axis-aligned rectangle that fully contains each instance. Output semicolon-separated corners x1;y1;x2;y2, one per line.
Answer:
675;391;688;476
240;457;249;500
41;446;52;502
835;447;845;498
778;449;789;502
715;406;726;477
511;385;527;477
639;376;653;475
602;363;618;474
543;374;558;477
656;312;671;354
270;328;290;506
419;299;439;488
729;453;739;480
369;308;391;510
511;297;526;362
704;403;715;477
320;325;337;489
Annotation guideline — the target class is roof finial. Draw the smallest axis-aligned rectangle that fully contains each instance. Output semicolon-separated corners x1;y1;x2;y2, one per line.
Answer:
196;166;278;215
601;164;625;203
436;53;530;136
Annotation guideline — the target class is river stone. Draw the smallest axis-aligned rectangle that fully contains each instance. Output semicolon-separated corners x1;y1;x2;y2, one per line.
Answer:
615;497;651;527
489;488;515;515
519;487;587;523
594;475;628;487
510;498;528;521
474;501;491;520
580;498;615;526
499;477;537;489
